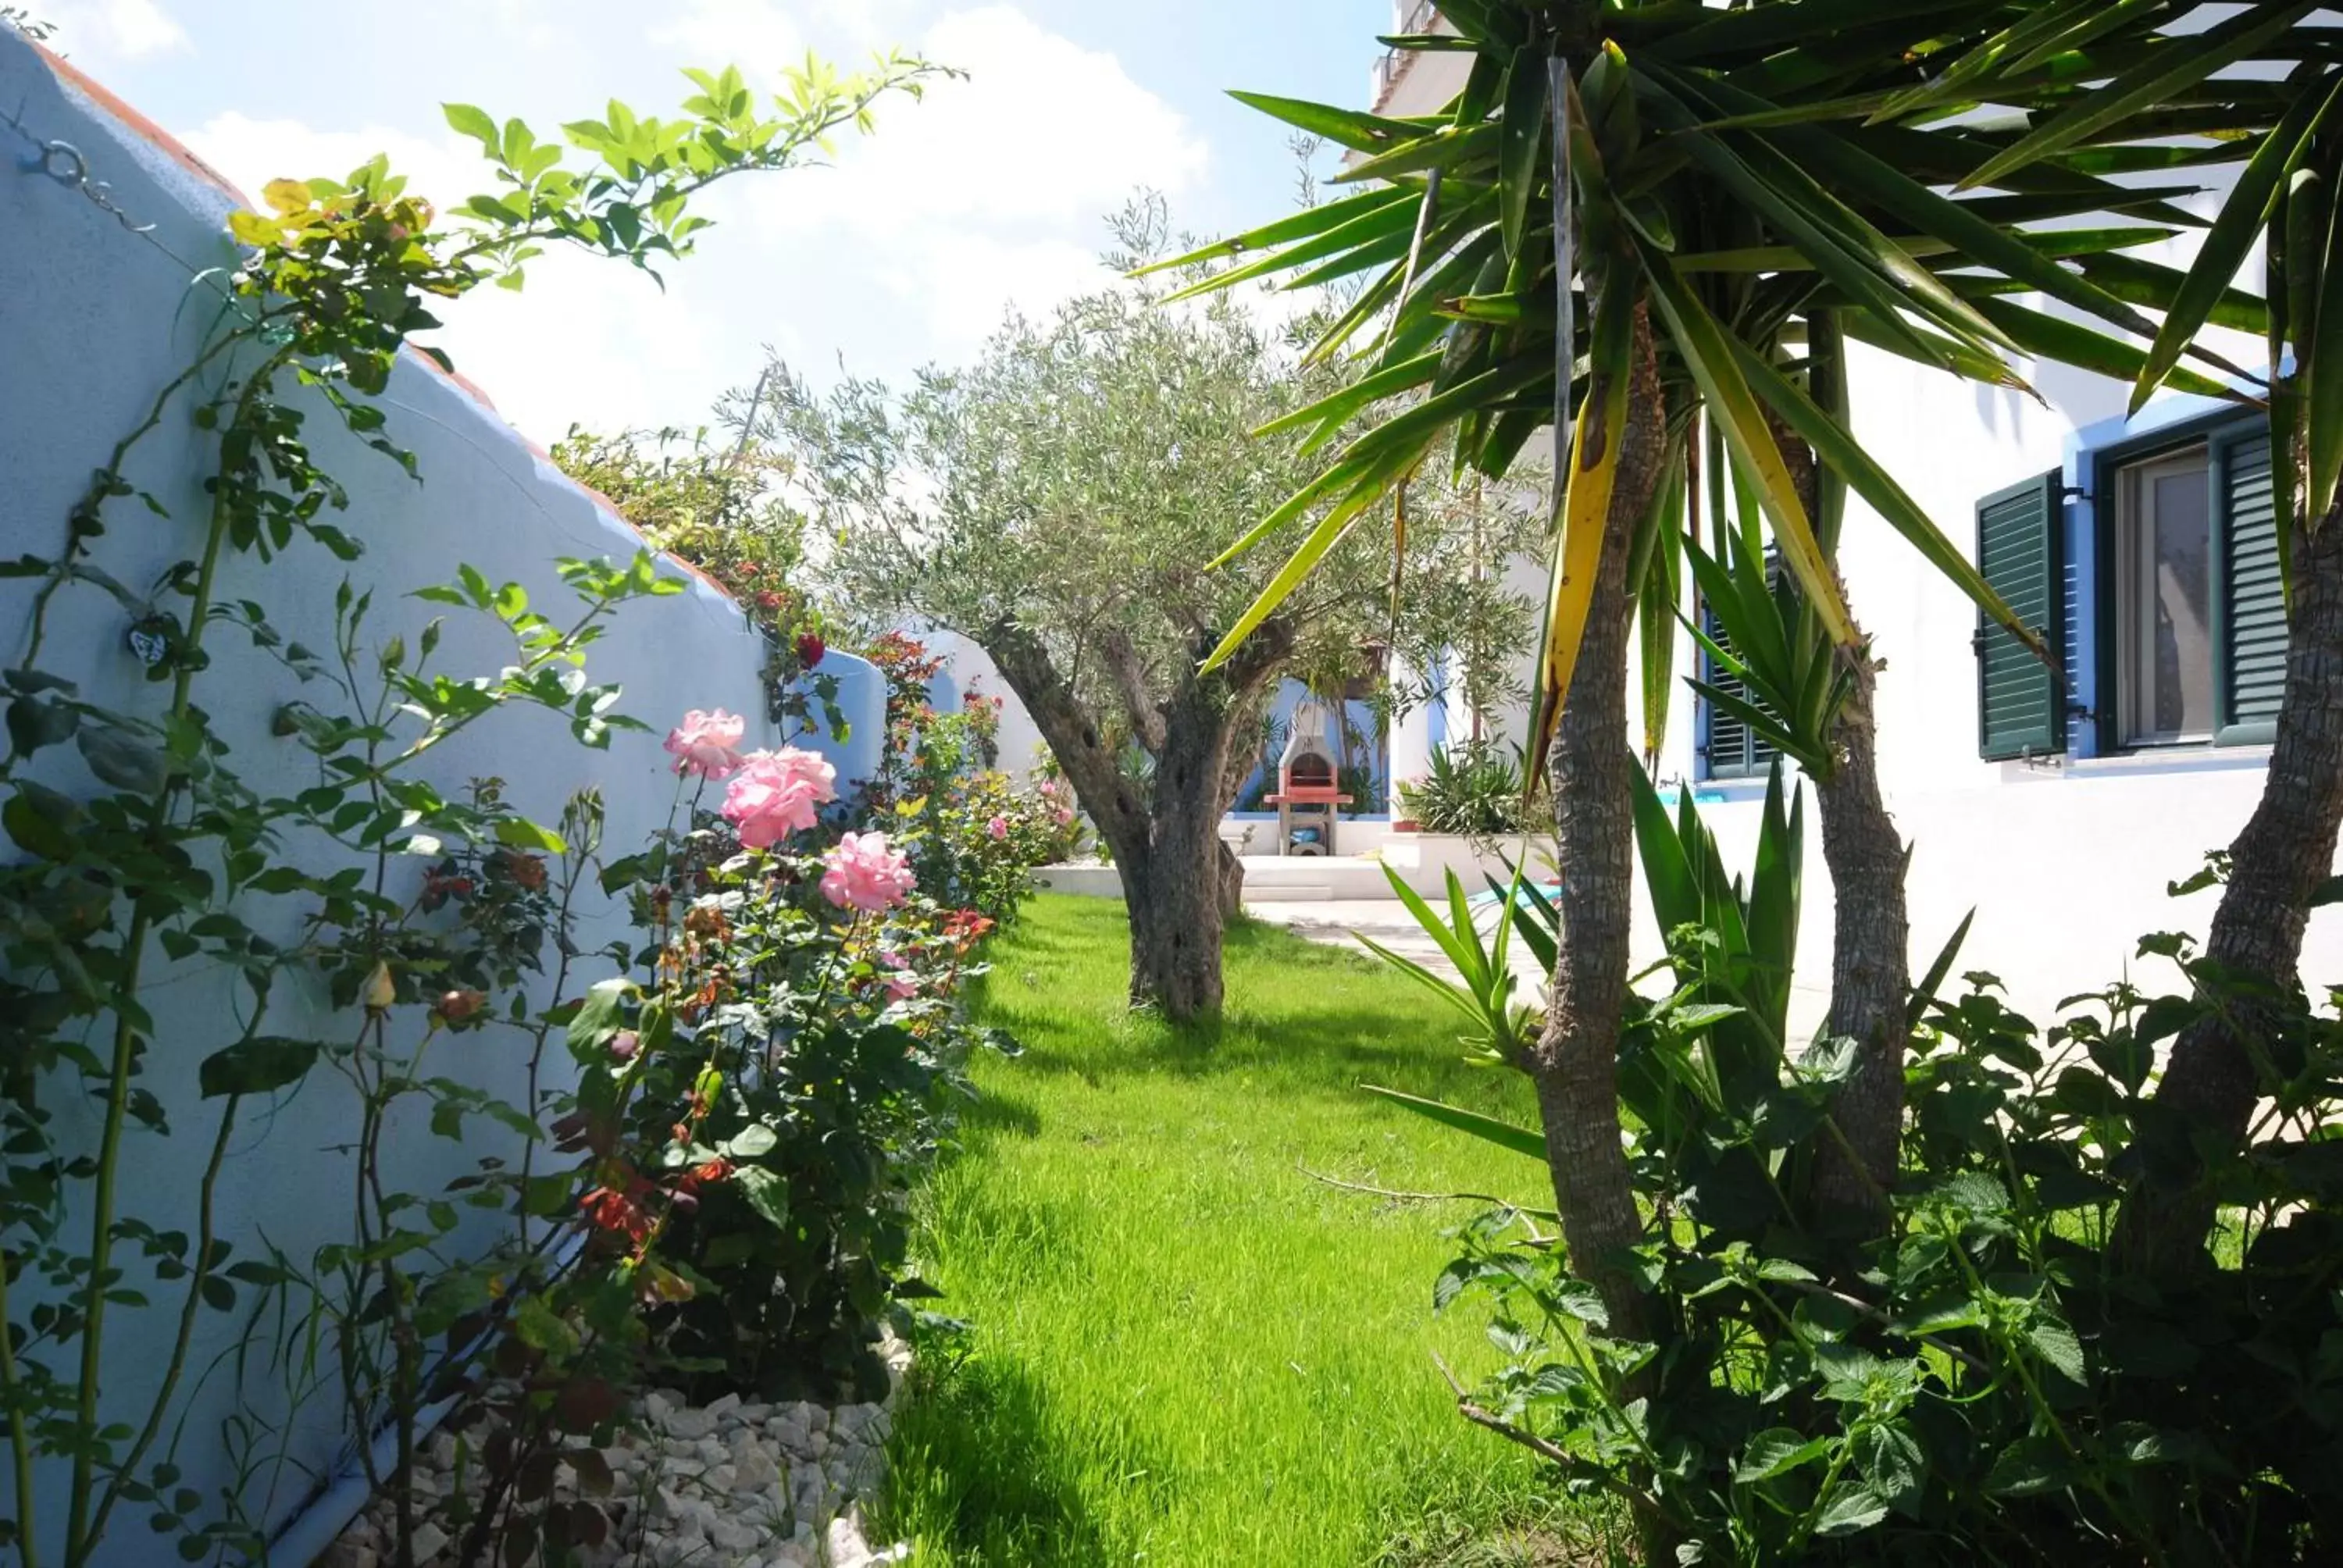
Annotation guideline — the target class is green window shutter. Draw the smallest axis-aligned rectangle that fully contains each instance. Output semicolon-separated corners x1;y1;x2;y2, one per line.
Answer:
1974;470;2067;761
1698;598;1775;780
2216;429;2284;745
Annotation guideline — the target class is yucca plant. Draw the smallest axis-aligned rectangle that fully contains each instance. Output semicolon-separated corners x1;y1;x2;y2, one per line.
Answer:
1157;0;2263;1345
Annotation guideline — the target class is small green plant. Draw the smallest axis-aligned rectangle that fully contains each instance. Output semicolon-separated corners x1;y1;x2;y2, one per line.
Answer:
1397;741;1551;845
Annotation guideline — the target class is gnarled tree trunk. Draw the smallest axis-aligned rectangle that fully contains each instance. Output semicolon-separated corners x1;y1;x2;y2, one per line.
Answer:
1528;309;1664;1341
2121;512;2343;1269
979;615;1286;1024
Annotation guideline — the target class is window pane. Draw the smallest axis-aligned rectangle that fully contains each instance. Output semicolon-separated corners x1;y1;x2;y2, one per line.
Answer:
2149;469;2213;736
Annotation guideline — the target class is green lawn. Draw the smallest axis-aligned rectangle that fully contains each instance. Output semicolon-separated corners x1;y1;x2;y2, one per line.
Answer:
876;895;1571;1567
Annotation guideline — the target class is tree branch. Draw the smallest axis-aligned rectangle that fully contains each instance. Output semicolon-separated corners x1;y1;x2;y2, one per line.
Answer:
979;615;1150;868
1098;627;1168;754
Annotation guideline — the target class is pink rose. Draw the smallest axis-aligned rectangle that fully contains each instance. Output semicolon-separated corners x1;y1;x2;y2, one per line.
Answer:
986;815;1008;840
664;709;746;779
879;950;919;1000
1054;807;1075;826
821;831;915;913
721;747;838;849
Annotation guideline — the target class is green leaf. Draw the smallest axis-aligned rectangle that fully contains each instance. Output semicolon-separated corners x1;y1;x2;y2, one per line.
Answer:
2028;1318;2088;1385
3;782;82;862
1360;1084;1546;1162
494;816;568;854
1639;244;1855;647
1960;2;2320;192
1130;186;1415;276
77;725;170;796
198;1036;320;1099
733;1165;790;1229
721;1124;779;1160
1985;1434;2070;1496
1735;1427;1831;1484
444;102;501;155
1724;331;2043;656
1496;43;1549;262
1225;91;1434;155
1813;1482;1889;1538
7;695;80;758
565;978;633;1059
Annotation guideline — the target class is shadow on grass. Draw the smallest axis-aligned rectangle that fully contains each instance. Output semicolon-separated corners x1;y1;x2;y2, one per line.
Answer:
877;1345;1116;1566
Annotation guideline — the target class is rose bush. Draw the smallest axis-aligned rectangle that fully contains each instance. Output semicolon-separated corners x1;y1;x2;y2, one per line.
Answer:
562;711;1017;1402
856;633;1082;919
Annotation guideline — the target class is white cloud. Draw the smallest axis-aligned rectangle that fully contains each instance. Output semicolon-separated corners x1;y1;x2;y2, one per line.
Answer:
748;4;1210;357
165;5;1211;440
44;0;187;59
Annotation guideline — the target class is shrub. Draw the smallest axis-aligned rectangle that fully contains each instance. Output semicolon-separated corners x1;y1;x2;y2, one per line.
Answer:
857;632;1079;919
572;735;1017;1405
1373;770;2343;1563
1396;740;1552;843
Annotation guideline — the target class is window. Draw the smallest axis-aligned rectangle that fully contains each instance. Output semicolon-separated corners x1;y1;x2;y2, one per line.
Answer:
1973;415;2284;761
1696;553;1781;782
2116;448;2216;745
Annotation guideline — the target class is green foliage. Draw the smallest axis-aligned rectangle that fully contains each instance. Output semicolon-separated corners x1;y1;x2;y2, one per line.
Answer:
1172;0;2259;762
858;632;1082;921
551;422;840;736
1373;774;2343;1561
773;196;1540;784
1396;740;1550;843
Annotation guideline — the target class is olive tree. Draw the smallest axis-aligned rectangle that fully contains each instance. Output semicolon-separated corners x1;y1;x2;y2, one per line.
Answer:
762;212;1537;1019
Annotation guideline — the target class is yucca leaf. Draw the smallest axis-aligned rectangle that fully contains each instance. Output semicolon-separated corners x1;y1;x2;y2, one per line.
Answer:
2131;74;2339;412
1129;186;1416;277
1908;908;1977;1028
1360;1085;1547;1163
1354;933;1494;1031
1254;351;1443;442
1335;121;1505;185
1959;1;2320;192
2309;182;2343;525
1724;330;2046;657
1497;41;1550;262
1525;258;1636;789
1200;436;1434;670
1639;243;1856;649
2076;251;2270;337
1156;191;1430;301
1628;761;1701;949
1871;0;2171;123
1226;90;1439;155
1972;297;2246;404
1682;72;2174;349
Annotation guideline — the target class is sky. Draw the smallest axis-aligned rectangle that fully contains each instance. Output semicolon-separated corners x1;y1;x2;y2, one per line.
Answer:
34;0;1388;443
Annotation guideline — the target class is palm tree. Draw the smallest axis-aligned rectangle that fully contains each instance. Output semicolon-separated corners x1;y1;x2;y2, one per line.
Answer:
1157;0;2258;1328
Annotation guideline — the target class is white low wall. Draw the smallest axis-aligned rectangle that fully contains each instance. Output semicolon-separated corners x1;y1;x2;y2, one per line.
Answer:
0;37;881;1563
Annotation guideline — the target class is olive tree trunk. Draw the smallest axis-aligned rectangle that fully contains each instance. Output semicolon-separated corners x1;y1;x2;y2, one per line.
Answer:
2121;512;2343;1268
979;616;1289;1023
1527;310;1665;1340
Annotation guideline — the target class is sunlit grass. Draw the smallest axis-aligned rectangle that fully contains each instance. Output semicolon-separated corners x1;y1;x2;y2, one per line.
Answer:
875;895;1573;1566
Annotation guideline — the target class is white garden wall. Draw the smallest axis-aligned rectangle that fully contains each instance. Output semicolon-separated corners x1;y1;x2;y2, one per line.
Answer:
0;36;880;1563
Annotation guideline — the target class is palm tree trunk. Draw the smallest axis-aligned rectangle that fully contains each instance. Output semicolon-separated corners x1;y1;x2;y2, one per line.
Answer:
1808;644;1910;1223
1527;310;1664;1339
2121;512;2343;1267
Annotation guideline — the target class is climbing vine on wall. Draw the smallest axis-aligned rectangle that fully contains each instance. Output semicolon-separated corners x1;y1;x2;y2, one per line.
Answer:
0;54;943;1568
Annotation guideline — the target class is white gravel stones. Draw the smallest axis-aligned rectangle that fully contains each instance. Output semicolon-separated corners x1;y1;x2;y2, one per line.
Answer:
326;1339;912;1567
